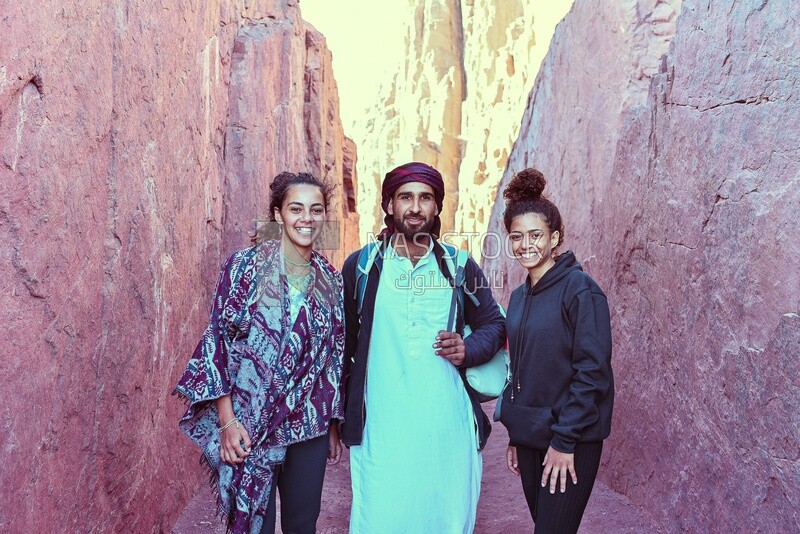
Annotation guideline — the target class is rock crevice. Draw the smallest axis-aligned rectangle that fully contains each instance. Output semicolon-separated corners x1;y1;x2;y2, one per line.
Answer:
353;1;570;250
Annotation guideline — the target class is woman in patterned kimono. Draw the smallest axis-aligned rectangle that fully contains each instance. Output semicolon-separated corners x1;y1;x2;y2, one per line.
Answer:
175;172;345;534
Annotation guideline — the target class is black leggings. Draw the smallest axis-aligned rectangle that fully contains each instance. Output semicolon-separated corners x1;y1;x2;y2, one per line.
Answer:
516;441;603;534
260;434;329;534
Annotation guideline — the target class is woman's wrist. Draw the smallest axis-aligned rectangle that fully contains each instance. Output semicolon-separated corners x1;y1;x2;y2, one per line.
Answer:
219;417;240;433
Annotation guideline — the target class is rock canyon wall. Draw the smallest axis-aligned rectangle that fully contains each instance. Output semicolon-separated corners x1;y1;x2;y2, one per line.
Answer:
484;0;682;294
0;1;355;531
484;0;799;530
354;0;570;247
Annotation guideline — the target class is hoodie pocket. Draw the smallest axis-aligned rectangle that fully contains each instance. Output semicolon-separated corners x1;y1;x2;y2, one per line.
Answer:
500;402;555;449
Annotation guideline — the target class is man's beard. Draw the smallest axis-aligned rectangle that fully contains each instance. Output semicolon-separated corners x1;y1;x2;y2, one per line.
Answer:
393;214;435;241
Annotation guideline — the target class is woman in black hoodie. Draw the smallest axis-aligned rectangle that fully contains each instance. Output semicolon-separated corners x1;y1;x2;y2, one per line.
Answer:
499;168;614;534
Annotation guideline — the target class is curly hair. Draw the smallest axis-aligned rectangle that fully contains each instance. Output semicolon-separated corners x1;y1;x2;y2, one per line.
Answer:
251;171;333;244
268;171;332;221
502;168;565;247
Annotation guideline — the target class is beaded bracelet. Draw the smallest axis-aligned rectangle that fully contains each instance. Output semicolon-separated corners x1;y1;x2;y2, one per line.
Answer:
219;418;240;433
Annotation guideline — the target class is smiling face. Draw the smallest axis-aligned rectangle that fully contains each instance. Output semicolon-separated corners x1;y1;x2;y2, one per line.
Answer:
508;212;560;275
273;183;326;254
388;182;438;240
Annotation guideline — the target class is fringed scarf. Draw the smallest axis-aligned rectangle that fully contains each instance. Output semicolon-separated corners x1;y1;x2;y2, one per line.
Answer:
174;239;344;534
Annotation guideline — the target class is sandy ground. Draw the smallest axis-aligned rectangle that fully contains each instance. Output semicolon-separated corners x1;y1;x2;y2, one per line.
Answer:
173;402;658;533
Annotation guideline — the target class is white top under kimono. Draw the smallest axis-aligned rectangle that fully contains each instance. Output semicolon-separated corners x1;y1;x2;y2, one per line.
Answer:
349;241;482;534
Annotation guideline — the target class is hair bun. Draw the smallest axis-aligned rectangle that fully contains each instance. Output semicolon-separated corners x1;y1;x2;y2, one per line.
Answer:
504;168;546;203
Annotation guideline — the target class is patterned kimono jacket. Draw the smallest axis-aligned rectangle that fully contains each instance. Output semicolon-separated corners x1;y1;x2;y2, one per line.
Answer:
174;240;344;534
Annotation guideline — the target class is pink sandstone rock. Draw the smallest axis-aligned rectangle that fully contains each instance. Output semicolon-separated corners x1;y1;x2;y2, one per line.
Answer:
484;0;799;531
483;0;683;296
0;1;355;531
353;0;563;244
221;17;359;264
354;0;466;238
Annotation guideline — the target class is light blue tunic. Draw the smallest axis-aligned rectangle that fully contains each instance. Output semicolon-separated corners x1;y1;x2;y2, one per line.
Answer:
349;243;482;533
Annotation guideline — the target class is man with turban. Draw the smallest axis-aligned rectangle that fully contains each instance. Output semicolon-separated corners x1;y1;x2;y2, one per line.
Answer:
339;162;506;532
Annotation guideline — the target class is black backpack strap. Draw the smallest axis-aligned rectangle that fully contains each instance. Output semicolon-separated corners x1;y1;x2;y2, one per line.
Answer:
355;242;384;315
440;243;478;333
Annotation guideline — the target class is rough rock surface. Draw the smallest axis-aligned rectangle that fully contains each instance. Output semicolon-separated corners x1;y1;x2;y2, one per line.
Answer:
222;18;359;260
0;1;355;531
353;1;570;244
353;0;464;238
484;0;799;531
454;1;573;257
483;0;683;295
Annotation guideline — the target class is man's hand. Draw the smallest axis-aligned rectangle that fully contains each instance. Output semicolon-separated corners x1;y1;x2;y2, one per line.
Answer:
434;330;465;366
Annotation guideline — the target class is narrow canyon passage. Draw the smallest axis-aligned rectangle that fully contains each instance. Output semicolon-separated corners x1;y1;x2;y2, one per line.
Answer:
172;403;657;533
3;1;797;531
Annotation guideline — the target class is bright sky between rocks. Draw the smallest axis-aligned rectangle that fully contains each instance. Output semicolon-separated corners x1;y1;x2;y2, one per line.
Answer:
299;0;575;136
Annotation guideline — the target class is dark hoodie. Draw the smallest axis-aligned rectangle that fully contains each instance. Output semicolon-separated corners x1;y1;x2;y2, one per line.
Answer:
501;251;614;454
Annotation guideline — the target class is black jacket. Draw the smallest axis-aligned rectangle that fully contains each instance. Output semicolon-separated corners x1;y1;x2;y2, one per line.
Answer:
502;251;614;453
340;239;506;450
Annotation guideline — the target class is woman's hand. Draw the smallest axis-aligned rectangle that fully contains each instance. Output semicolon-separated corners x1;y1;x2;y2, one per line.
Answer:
506;445;520;476
541;446;577;493
219;420;251;465
327;422;343;464
216;395;250;465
